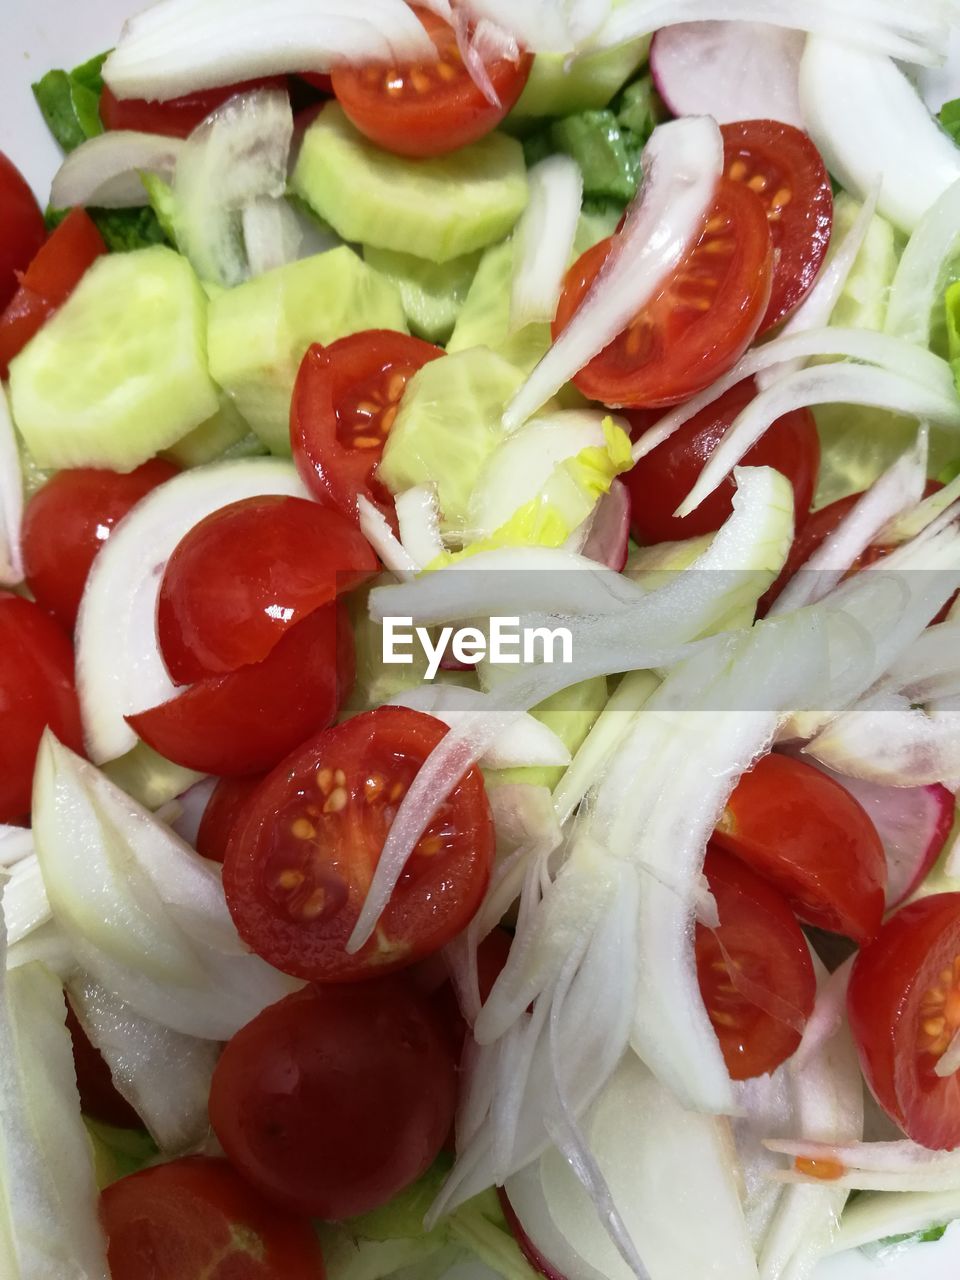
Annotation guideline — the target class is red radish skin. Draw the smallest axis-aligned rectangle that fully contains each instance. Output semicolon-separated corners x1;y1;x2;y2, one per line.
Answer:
499;1189;571;1280
581;480;631;572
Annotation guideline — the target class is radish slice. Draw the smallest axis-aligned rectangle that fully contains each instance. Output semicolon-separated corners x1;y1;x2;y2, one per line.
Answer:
76;458;309;766
650;22;804;127
51;131;183;210
580;479;630;572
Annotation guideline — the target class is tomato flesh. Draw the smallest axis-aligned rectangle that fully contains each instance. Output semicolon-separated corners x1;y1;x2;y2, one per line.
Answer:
697;846;816;1080
197;774;265;864
721;120;833;333
554;179;773;409
848;894;960;1148
0;152;46;311
331;8;532;157
22;460;179;632
223;706;494;981
100;79;288;138
624;379;820;542
100;1155;326;1280
209;978;457;1220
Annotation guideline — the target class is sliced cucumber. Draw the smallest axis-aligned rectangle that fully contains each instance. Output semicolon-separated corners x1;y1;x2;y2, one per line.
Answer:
362;245;481;344
162;393;254;467
100;742;204;811
484;676;609;793
207;247;406;454
510;39;651;117
9;247;220;472
291;103;528;264
829;191;899;332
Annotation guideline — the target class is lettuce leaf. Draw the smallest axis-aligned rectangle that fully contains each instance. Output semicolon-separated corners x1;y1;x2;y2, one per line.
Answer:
32;53;107;153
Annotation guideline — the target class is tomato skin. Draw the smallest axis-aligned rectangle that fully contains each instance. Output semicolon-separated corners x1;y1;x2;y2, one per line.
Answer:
624;379;820;542
128;600;354;776
554;179;773;409
713;753;887;944
291;331;444;521
197;774;265;863
847;894;960;1149
100;1155;326;1280
22;460;179;632
209;978;457;1220
0;208;106;377
0;152;46;311
0;593;85;822
696;846;816;1080
331;8;533;158
66;1004;140;1130
721;120;833;333
100;78;288;138
223;706;494;982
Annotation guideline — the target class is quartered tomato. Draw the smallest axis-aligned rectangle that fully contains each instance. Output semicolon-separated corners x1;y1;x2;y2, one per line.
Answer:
713;753;887;944
0;208;106;377
291;331;444;520
553;178;773;409
331;7;533;157
209;978;457;1220
0;593;84;823
222;706;494;982
197;774;265;863
156;495;377;684
22;460;179;631
100;1156;326;1280
848;894;960;1148
624;379;820;542
99;78;288;138
696;846;816;1080
128;601;353;776
66;1004;140;1130
721;120;833;332
0;152;45;311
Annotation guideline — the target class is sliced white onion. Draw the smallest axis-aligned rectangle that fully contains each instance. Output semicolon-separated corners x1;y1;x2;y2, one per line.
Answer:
3;856;51;948
51;131;183;210
357;494;419;579
104;0;436;100
472;16;521;63
452;10;501;108
0;826;33;870
460;0;574;52
76;457;308;765
826;1188;960;1256
0;387;24;586
5;920;75;980
649;21;804;126
510;155;583;332
395;485;444;569
807;694;960;788
881;471;960;546
241;196;303;278
880;620;960;705
792;957;854;1073
168;777;218;848
799;37;960;235
502;116;723;430
885;177;960;347
765;1136;960;1192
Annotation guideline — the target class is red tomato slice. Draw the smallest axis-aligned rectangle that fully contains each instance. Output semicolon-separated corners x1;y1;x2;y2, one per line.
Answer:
99;78;288;138
156;495;377;684
624;379;820;542
0;152;46;311
66;1004;140;1130
222;706;494;982
0;593;84;822
713;753;887;944
847;894;960;1148
100;1155;326;1280
697;846;817;1080
196;774;264;863
0;208;106;377
209;978;457;1220
291;331;444;521
127;601;353;777
22;460;179;632
331;7;533;157
553;179;773;409
298;72;333;95
721;120;833;332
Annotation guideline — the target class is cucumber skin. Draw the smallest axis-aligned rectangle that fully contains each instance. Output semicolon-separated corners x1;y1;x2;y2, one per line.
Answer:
292;103;528;264
509;39;650;118
207;246;407;455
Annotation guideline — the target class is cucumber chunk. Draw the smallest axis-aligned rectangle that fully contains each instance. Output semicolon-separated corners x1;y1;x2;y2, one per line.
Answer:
207;247;406;454
292;103;528;263
363;245;481;344
509;39;650;117
9;247;219;472
162;394;258;467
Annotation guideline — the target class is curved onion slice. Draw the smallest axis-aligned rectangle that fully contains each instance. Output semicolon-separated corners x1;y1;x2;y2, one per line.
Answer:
241;196;303;278
357;495;419;579
806;696;960;788
395;485;444;569
0;387;23;586
76;457;309;765
51;131;183;210
0;826;33;870
510;154;583;332
885;177;960;347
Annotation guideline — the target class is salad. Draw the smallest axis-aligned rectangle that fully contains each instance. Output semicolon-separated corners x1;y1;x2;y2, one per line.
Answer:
4;1;960;1278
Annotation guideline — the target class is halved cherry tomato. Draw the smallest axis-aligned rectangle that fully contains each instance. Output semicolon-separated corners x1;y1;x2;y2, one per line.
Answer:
99;78;288;138
696;846;817;1080
100;1155;326;1280
209;977;457;1220
291;331;444;520
128;601;353;776
196;774;265;863
222;706;494;982
66;1004;140;1130
721;120;833;333
847;894;960;1148
0;208;106;377
22;460;179;632
298;72;333;95
0;152;45;311
624;379;820;542
331;7;533;157
713;753;887;944
157;495;377;684
553;179;773;409
0;593;84;822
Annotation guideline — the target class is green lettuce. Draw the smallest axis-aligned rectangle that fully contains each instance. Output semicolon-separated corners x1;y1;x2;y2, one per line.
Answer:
32;53;107;153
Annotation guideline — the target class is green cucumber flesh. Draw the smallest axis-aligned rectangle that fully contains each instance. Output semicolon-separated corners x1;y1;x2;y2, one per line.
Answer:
362;245;481;344
510;39;650;117
162;393;255;467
